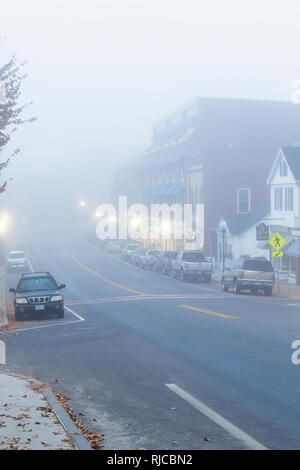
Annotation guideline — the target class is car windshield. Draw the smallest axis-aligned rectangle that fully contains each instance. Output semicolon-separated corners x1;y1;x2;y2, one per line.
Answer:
242;260;274;272
127;245;139;250
182;252;205;262
17;276;58;292
166;251;178;259
8;252;25;259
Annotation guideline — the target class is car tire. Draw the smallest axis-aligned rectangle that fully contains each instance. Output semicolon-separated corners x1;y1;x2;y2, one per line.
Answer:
221;278;229;292
264;287;272;296
233;281;240;294
15;311;23;322
57;310;65;319
251;288;257;295
180;269;187;282
205;274;212;283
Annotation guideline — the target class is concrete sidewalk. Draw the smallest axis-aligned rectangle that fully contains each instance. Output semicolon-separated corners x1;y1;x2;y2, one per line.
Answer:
0;373;90;450
273;280;300;299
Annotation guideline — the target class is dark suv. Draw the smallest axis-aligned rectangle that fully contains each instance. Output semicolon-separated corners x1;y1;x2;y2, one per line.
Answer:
10;272;66;321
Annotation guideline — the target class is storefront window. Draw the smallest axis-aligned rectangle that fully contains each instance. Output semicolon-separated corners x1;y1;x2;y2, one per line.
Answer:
281;254;289;271
290;256;296;276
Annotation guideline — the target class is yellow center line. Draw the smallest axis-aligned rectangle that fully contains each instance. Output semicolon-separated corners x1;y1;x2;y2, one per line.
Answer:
57;241;147;296
178;304;238;319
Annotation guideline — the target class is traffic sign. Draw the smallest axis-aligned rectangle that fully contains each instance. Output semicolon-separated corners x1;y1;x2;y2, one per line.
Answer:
256;223;269;241
272;250;283;258
268;232;287;250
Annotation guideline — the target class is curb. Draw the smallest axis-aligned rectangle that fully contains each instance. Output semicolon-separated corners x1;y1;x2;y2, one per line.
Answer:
0;268;8;328
43;388;91;450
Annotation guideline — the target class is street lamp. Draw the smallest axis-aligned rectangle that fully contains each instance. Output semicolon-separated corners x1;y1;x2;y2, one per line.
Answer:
0;213;8;234
221;228;226;273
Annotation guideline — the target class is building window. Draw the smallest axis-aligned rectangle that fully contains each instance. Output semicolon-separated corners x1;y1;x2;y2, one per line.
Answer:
172;166;176;183
237;188;251;214
158;169;162;184
274;187;283;210
180;164;184;181
290;256;296;276
285;187;294;211
280;160;288;177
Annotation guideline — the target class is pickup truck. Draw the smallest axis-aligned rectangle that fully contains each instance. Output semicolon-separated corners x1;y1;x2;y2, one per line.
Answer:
221;258;275;296
171;251;213;282
141;249;160;270
121;243;141;262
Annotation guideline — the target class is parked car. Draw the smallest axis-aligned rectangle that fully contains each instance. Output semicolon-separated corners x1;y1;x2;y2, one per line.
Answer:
121;243;141;262
221;258;275;295
6;250;28;272
106;241;122;253
9;272;66;321
153;250;178;274
141;249;160;270
132;248;147;266
172;251;213;282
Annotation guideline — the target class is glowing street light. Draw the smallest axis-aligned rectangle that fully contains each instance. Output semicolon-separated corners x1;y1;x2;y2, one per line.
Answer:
0;213;8;234
79;200;87;208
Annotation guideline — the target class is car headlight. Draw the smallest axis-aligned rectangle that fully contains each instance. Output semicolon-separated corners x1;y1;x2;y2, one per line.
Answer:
15;298;28;304
51;295;63;302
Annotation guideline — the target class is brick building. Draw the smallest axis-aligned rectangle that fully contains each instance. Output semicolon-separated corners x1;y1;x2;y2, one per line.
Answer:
114;97;300;253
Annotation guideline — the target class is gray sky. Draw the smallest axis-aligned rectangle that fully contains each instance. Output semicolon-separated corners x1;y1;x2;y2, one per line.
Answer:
1;0;300;220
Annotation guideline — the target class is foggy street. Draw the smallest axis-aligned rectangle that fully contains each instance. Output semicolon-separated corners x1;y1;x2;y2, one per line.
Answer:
1;229;300;450
2;0;300;457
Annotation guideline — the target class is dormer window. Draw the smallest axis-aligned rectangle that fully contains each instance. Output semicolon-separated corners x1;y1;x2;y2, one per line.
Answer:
280;160;288;177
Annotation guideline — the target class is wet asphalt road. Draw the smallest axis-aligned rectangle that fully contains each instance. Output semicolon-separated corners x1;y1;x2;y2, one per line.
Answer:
1;230;300;450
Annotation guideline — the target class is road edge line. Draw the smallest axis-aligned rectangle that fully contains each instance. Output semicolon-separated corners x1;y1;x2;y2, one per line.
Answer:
165;383;267;450
65;305;85;321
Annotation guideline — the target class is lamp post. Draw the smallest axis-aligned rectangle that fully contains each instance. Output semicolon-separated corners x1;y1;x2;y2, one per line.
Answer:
221;228;226;273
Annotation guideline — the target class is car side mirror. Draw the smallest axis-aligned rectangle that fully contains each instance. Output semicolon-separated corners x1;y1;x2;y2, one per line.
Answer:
58;284;66;290
9;288;16;293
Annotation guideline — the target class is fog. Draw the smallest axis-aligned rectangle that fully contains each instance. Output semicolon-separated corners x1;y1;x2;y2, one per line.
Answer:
1;0;300;229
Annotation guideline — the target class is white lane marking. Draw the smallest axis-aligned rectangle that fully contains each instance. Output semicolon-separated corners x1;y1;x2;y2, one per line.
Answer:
165;384;267;451
64;306;85;321
0;340;6;365
27;256;34;273
14;319;83;333
66;295;229;306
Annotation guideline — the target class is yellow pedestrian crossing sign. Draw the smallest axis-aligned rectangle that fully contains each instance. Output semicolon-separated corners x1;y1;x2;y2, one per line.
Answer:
272;250;283;258
268;232;287;250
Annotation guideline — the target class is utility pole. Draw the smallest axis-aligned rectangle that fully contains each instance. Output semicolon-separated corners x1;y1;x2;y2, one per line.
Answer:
221;228;226;273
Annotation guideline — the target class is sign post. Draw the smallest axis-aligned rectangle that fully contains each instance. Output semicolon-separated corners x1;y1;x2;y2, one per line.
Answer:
268;232;287;296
